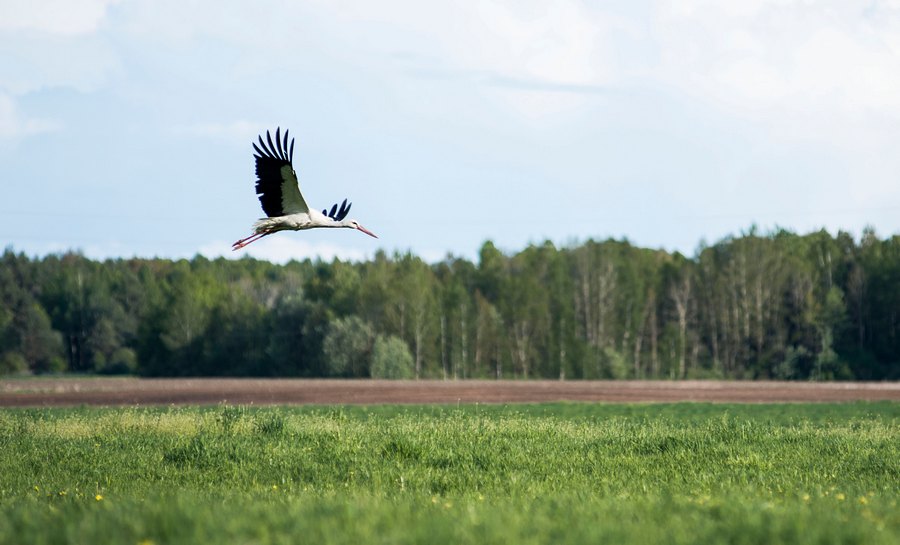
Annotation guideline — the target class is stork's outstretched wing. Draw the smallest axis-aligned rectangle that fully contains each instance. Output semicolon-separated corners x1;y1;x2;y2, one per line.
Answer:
323;198;352;222
252;128;308;217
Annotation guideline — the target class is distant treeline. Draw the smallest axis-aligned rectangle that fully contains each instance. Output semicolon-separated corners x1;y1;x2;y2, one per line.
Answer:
1;227;898;380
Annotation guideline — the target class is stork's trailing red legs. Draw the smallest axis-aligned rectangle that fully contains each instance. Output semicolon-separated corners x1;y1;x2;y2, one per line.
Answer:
231;232;268;251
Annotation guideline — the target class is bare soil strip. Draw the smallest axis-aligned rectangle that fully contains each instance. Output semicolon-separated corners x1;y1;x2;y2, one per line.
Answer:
1;378;898;407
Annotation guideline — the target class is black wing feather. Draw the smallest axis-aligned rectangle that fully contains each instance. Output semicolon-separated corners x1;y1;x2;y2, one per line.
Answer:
275;127;285;160
324;198;352;221
337;199;351;221
266;131;278;159
253;128;304;217
258;135;271;156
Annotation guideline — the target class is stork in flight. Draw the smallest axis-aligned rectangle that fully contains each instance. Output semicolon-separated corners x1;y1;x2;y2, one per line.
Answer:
232;128;377;251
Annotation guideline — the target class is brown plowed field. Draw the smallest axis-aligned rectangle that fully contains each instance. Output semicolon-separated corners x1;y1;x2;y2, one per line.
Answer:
1;378;898;407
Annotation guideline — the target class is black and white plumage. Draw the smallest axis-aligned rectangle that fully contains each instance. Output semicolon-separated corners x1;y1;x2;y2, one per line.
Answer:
232;128;377;251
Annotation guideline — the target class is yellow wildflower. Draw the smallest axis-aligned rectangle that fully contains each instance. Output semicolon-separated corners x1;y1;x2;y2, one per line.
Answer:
858;496;868;505
835;493;845;501
95;495;103;501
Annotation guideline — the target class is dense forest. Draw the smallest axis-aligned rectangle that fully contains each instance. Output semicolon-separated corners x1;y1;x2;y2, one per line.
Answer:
1;227;898;380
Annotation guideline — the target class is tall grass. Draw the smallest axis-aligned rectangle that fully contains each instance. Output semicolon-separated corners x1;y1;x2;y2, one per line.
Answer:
1;403;897;544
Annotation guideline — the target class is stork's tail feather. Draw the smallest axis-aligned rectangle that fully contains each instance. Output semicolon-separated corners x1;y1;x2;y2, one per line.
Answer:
251;218;277;233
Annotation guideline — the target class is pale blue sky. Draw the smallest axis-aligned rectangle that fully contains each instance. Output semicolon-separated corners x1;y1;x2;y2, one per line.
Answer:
2;0;899;263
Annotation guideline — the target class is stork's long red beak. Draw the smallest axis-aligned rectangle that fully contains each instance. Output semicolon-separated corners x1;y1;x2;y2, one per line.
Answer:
357;225;378;238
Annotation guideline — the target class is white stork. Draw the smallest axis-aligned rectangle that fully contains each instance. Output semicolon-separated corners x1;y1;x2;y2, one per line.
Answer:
232;128;377;251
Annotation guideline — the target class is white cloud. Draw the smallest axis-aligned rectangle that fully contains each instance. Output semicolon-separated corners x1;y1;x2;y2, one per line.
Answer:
173;121;271;146
460;1;615;87
0;93;60;142
416;248;452;264
8;0;900;126
0;0;121;36
341;1;624;118
116;0;900;127
0;3;121;96
655;0;900;121
325;1;619;84
112;0;625;119
199;237;370;264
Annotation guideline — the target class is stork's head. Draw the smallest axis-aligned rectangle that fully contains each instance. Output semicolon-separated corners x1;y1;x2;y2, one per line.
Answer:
344;219;378;238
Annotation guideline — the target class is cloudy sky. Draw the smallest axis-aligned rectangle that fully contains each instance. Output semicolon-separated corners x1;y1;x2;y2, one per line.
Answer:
2;0;899;263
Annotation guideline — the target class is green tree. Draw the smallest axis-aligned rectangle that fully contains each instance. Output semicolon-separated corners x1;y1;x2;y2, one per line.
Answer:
393;254;437;378
812;286;851;380
322;315;375;377
0;251;65;373
265;296;326;377
18;302;65;373
371;335;414;379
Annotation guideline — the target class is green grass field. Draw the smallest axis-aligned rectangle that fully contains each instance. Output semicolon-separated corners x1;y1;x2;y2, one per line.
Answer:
1;403;897;544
